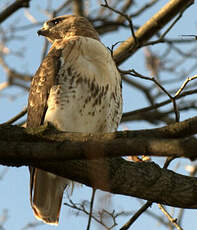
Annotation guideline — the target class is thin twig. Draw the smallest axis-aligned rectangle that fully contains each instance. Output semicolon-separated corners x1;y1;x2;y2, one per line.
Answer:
175;75;197;97
113;0;194;65
181;34;197;40
1;107;27;125
120;201;152;230
163;156;177;169
108;41;124;58
130;0;158;17
65;198;110;229
86;189;96;230
143;4;191;47
158;204;183;230
121;69;180;121
144;208;170;227
101;0;137;44
121;88;197;122
122;72;197;122
122;75;154;105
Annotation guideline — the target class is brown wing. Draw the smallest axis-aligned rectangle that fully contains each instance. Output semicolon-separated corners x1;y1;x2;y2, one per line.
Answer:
27;46;62;128
27;45;63;218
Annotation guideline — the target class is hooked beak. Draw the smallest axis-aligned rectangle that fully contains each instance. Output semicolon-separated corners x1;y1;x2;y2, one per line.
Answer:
37;28;49;37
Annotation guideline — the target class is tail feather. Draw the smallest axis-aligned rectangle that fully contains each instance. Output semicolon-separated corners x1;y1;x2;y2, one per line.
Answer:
30;168;68;225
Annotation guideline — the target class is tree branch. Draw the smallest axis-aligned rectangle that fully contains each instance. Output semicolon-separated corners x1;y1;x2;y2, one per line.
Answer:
1;122;197;208
1;116;197;164
122;88;197;122
8;152;197;209
113;0;194;65
0;0;31;24
73;0;84;16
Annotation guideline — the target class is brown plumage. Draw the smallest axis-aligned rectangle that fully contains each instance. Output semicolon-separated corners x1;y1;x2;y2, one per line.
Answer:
27;15;122;225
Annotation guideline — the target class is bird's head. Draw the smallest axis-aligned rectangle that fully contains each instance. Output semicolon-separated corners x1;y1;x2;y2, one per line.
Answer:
37;15;100;43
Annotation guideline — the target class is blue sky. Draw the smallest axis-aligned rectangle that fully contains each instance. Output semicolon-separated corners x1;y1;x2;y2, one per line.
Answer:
0;1;197;229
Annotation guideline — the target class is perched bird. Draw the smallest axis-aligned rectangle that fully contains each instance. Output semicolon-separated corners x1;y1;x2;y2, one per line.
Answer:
27;15;122;225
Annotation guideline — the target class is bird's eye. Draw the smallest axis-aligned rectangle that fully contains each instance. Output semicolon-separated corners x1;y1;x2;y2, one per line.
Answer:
48;18;62;26
52;19;60;25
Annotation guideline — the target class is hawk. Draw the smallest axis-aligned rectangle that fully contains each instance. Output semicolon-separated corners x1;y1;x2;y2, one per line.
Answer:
27;15;122;225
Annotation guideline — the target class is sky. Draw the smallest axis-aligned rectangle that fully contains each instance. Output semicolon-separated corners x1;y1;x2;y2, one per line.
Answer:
0;0;197;230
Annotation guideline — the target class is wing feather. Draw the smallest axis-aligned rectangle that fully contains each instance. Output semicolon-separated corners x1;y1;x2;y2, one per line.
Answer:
27;44;63;223
27;46;62;128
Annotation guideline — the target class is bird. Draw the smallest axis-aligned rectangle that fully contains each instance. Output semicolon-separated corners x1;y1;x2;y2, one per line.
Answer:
27;15;122;225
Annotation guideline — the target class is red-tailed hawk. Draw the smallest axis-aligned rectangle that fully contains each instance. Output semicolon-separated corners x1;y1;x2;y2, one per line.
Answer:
27;15;122;225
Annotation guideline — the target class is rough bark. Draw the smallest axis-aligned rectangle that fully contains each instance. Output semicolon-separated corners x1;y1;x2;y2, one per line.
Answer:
1;116;197;164
36;158;197;209
1;117;197;209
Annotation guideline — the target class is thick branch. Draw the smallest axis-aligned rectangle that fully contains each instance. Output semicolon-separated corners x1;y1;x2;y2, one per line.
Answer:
4;152;197;209
1;116;197;164
1;135;197;162
113;0;194;64
1;122;197;208
39;159;197;209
